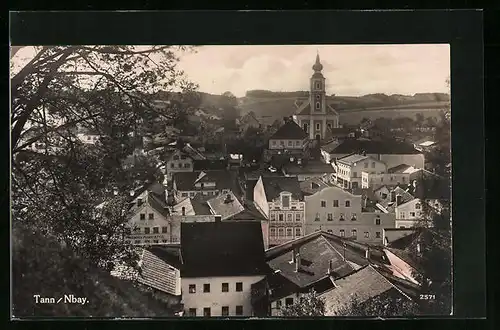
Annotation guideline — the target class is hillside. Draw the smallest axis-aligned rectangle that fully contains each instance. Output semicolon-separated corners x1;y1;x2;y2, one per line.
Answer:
12;223;174;318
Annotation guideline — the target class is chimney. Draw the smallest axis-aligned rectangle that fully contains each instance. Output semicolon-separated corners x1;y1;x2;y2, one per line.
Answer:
396;195;402;206
365;248;370;260
215;215;222;222
224;193;233;204
137;198;143;207
290;247;299;263
327;260;333;275
295;253;301;272
390;191;396;202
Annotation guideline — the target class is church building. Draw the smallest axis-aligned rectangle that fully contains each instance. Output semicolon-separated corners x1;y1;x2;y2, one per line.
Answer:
293;53;340;141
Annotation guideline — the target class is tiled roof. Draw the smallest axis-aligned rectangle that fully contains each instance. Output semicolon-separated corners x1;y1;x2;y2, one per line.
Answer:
378;186;415;212
266;235;355;288
320;140;342;153
180;221;267;277
207;191;245;220
138;247;181;296
173;170;237;192
387;164;415;174
328;138;422;155
270;120;308;140
147;192;170;219
284;161;336;175
320;265;405;315
171;197;212;216
324;127;353;141
300;177;333;196
337;154;370;165
261;176;303;201
193;159;228;171
227;200;267;221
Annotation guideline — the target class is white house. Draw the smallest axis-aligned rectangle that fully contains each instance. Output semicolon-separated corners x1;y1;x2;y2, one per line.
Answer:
335;154;387;190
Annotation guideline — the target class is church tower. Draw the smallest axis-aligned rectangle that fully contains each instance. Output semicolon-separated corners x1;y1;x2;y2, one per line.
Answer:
310;53;327;114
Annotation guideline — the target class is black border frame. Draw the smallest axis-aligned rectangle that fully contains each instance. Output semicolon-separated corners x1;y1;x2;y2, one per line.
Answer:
7;9;486;329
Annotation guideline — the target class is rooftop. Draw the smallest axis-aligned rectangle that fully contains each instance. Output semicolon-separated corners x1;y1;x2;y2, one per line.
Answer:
300;177;333;196
269;120;308;140
327;138;422;155
387;164;416;174
283;160;336;175
337;154;370;165
173;170;238;193
320;265;408;315
261;176;303;201
180;221;267;278
138;247;181;296
193;159;228;171
206;191;245;220
296;103;338;116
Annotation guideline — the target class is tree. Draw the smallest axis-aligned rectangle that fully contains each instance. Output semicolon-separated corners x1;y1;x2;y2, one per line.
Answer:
280;290;326;317
11;46;196;269
415;112;425;127
336;293;419;317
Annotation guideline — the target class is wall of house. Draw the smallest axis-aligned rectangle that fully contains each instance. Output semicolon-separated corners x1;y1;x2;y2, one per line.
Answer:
268;192;305;246
270;292;300;316
253;177;270;218
176;188;229;200
127;203;180;245
269;139;304;150
181;275;265;317
167;151;194;180
362;172;411;189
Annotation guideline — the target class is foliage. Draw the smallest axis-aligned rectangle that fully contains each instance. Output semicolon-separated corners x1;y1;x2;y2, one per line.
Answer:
12;221;173;317
280;290;326;317
336;293;419;317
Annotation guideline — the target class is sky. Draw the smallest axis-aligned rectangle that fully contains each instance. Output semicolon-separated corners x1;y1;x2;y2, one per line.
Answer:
12;44;450;97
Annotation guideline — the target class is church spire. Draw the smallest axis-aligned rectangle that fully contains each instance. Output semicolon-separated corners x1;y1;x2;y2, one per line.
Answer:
313;52;323;72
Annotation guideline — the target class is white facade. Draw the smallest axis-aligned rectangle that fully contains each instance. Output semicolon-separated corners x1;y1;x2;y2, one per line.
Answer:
181;275;265;317
166;150;194;181
335;157;387;189
361;171;411;189
329;153;425;171
394;198;423;228
270;293;300;316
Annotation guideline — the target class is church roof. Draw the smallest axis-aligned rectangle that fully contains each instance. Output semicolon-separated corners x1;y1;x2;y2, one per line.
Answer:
296;102;338;116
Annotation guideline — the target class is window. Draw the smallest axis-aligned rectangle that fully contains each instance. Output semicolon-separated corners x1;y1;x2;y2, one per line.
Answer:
351;213;357;221
162;239;168;243
400;226;406;229
87;136;91;140
333;200;339;207
410;212;416;217
340;229;345;237
144;240;151;244
184;163;191;168
327;123;332;129
376;231;381;238
236;282;243;292
295;140;300;146
235;306;243;316
173;155;179;160
221;306;229;316
144;227;150;234
276;300;282;308
182;193;188;197
321;200;326;207
286;227;293;236
295;213;301;221
188;308;197;317
364;162;368;168
316;82;321;89
279;214;284;221
364;232;369;238
222;283;229;292
375;217;381;225
327;213;333;221
316;94;320;100
316;123;320;130
316;102;320;110
140;213;145;220
339;213;345;221
282;195;290;208
400;212;406;219
153;227;159;234
303;123;308;132
327;229;333;233
278;228;284;237
315;212;320;221
162;226;168;233
203;284;210;293
188;284;196;293
270;213;276;221
371;162;375;168
272;140;277;145
415;203;421;209
402;177;406;182
351;229;357;238
153;240;159;244
280;141;285;146
170;163;175;168
203;308;211;317
270;228;276;237
345;200;350;207
285;298;294;306
288;140;293;146
287;213;293;221
295;228;302;237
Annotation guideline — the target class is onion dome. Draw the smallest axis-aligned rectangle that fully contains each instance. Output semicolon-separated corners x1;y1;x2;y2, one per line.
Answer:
312;53;323;72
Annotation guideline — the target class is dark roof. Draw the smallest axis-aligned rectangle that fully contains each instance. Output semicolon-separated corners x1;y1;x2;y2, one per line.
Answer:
193;159;228;171
321;265;407;315
266;235;355;288
173;170;238;192
284;161;336;175
324;127;353;140
138;247;181;296
227;201;267;221
386;231;421;250
261;176;303;201
207;192;245;220
269;120;308;140
300;177;333;196
328;138;421;155
180;222;267;277
387;164;414;174
147;192;170;218
296;103;338;116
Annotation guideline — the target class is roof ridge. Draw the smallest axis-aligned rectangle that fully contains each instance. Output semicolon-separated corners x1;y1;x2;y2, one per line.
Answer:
370;264;414;301
319;235;355;272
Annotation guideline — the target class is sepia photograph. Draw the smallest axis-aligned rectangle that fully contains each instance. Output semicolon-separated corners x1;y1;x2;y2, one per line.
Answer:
11;44;452;318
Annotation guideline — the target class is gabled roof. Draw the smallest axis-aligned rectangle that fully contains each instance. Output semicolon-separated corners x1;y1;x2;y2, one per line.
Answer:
261;176;303;201
320;265;410;315
296;102;339;117
269;120;308;140
206;192;245;220
328;138;422;155
284;161;336;175
173;170;238;192
180;221;267;277
138;247;181;296
193;159;228;171
300;177;333;196
387;164;415;174
226;200;267;221
337;154;371;166
147;192;171;219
